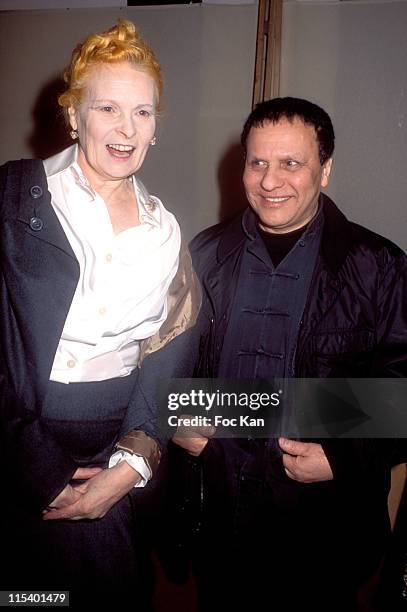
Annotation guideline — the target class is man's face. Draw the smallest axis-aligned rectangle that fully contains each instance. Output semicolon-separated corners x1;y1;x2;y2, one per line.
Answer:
243;118;332;234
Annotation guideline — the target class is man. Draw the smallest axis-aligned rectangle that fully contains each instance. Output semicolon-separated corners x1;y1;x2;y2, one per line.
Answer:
171;98;407;610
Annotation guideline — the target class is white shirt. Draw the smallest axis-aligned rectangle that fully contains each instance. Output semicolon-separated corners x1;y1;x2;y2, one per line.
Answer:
44;144;180;384
43;145;180;485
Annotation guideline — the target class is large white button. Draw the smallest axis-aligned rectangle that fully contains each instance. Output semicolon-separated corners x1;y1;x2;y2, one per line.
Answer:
99;306;107;315
67;359;76;368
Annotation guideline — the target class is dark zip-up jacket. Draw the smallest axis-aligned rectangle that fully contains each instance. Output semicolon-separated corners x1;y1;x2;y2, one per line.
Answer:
179;194;407;586
191;194;406;383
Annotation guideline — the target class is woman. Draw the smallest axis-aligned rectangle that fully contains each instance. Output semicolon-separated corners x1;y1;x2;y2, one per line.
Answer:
0;20;199;607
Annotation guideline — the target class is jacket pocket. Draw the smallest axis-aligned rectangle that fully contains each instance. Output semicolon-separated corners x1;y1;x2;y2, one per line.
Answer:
311;328;374;376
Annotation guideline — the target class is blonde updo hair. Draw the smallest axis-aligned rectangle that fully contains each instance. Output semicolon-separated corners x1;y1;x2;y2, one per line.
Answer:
58;20;163;118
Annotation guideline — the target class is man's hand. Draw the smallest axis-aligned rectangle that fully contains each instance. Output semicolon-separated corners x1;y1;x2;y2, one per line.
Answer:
279;438;333;483
43;462;140;521
172;419;216;457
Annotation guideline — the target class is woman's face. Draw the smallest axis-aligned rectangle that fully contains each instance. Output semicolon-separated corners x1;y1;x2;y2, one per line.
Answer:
68;62;156;185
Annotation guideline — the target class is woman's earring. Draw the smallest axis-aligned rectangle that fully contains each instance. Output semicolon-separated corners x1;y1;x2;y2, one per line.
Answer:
150;137;156;146
70;130;78;140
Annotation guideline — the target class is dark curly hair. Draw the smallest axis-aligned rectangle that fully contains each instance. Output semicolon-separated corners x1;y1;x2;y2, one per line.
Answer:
241;97;335;165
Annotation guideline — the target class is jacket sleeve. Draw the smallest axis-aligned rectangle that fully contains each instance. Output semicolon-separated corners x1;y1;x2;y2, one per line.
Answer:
115;242;202;474
373;246;407;377
323;247;407;482
121;320;203;444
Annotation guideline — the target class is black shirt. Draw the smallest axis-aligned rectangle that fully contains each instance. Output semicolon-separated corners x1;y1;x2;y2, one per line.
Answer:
258;224;308;267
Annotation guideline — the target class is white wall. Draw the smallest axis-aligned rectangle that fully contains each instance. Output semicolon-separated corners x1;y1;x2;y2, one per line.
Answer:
1;2;405;249
281;0;407;250
0;6;257;239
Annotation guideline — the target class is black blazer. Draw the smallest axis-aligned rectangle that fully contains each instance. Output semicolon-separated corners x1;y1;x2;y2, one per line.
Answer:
0;159;172;511
0;159;80;511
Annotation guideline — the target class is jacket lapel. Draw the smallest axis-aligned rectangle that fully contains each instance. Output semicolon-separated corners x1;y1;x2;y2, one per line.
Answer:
1;159;79;399
13;159;77;259
295;195;353;370
319;193;352;275
204;212;248;320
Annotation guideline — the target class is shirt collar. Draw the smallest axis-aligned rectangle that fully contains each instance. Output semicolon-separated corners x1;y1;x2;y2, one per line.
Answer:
43;144;96;200
132;177;161;228
43;143;78;178
44;144;161;228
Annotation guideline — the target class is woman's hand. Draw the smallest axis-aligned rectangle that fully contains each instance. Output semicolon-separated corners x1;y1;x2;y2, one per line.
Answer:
43;462;140;521
44;467;103;512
